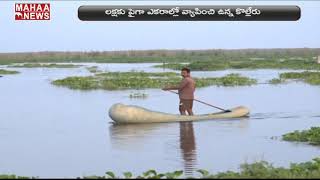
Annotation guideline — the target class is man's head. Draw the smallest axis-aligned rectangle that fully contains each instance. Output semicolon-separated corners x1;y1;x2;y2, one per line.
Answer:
181;67;191;78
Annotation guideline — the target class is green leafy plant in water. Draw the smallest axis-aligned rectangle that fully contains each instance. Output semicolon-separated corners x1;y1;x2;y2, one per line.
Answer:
52;76;99;90
194;73;257;87
268;78;286;84
0;69;20;75
122;172;133;179
86;66;102;73
282;127;320;145
8;63;81;68
267;71;320;85
51;71;257;90
105;171;116;179
279;71;320;85
154;58;320;71
0;174;35;179
197;169;210;178
5;157;320;178
210;158;320;179
216;73;257;86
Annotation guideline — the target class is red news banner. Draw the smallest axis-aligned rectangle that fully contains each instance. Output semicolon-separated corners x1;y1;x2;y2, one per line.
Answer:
15;3;50;20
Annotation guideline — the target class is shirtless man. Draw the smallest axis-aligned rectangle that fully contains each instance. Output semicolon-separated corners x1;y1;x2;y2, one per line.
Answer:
162;67;196;116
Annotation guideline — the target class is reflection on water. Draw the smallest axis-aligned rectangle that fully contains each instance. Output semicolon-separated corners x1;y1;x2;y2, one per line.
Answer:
179;122;197;176
109;123;171;150
109;121;198;176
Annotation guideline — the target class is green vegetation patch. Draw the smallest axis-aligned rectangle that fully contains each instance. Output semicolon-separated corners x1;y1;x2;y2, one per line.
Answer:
0;174;32;179
0;69;19;75
283;127;320;145
5;158;320;178
52;71;257;90
268;78;286;85
8;63;82;68
0;48;319;64
267;71;320;85
200;73;257;87
155;58;320;71
52;76;100;90
155;63;188;70
86;66;102;73
83;158;320;178
279;71;320;85
211;158;320;179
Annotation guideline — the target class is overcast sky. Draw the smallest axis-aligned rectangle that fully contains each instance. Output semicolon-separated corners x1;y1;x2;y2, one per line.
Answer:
0;1;319;52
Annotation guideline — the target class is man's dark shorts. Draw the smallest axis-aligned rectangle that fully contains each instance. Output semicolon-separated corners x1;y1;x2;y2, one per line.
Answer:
179;99;193;111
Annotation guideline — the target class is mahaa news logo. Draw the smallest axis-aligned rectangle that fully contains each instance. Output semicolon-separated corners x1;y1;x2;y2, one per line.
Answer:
15;3;50;20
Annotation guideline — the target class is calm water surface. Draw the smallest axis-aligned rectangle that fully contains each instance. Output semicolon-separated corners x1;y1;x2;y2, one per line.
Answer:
0;63;319;178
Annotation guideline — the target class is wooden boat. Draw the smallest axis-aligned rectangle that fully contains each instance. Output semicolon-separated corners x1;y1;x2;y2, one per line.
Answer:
109;103;250;124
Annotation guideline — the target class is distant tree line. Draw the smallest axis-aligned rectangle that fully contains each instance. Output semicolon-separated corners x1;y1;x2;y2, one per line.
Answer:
0;48;319;64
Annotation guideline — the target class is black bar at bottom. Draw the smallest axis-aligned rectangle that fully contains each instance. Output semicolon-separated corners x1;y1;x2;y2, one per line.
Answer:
78;5;301;21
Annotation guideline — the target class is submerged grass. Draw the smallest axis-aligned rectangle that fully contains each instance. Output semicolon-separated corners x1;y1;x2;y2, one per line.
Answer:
3;158;320;178
283;127;320;145
0;69;19;75
8;63;81;68
51;71;257;90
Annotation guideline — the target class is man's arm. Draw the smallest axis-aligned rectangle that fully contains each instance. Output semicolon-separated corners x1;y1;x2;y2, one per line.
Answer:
162;86;179;91
162;79;188;91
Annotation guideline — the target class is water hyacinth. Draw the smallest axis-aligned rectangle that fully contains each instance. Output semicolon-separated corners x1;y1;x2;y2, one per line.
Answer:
154;58;320;71
3;158;320;178
52;71;257;90
279;71;320;85
268;78;286;85
282;127;320;145
86;66;102;73
0;69;20;75
8;63;81;68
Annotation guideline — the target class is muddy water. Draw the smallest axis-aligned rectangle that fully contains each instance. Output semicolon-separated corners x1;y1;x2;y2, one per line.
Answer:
0;63;319;177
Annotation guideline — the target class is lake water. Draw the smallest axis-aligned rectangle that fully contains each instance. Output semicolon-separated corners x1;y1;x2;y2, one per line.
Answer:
0;63;319;178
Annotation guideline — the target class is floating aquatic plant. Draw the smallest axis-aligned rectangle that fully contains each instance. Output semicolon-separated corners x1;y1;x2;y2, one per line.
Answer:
283;127;320;145
0;69;20;75
52;71;257;90
3;158;320;178
8;63;81;68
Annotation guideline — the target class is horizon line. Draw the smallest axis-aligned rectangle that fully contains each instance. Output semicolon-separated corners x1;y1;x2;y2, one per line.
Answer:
1;47;320;54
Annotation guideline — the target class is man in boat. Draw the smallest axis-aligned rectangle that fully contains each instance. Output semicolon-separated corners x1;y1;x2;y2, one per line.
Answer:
162;67;196;116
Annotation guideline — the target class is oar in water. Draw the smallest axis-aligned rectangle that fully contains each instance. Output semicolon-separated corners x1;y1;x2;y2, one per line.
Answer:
165;90;232;113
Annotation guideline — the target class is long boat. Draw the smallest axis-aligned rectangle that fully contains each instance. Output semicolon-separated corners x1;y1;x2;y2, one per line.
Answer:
109;103;250;124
